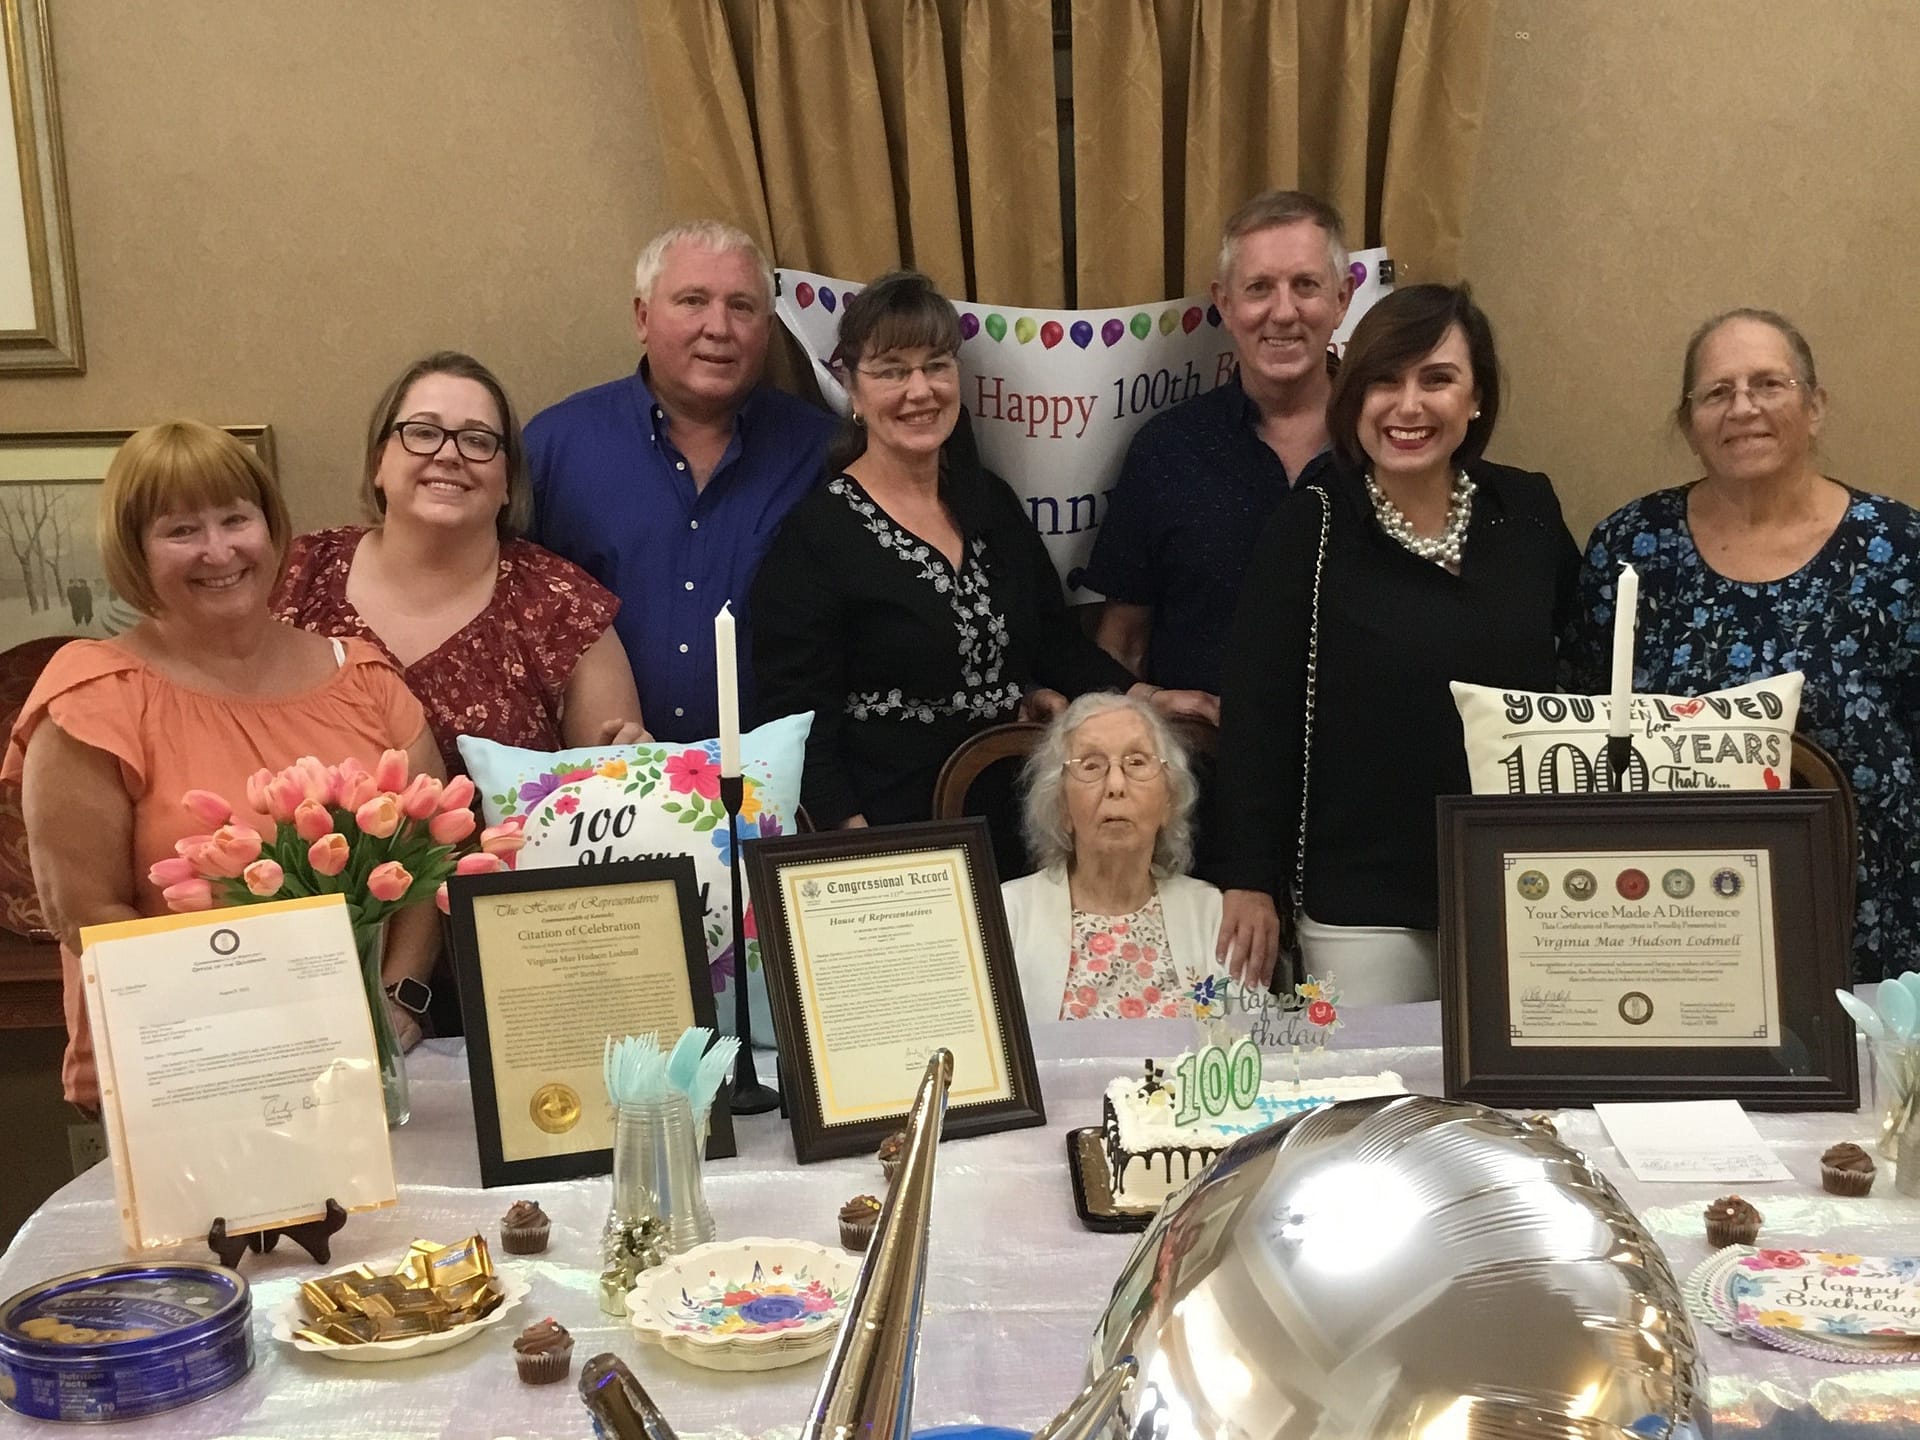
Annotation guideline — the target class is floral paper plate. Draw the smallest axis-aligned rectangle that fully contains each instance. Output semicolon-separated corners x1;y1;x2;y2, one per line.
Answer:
270;1261;529;1363
626;1238;857;1371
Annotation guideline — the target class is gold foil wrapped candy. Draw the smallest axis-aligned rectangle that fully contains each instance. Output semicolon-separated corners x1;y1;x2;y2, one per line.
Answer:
293;1236;505;1347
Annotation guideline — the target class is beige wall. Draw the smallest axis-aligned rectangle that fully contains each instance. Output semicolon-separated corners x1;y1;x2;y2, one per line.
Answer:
1466;0;1920;543
7;0;665;532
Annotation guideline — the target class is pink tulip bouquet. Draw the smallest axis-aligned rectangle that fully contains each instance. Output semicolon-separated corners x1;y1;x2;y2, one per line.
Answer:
149;748;526;1125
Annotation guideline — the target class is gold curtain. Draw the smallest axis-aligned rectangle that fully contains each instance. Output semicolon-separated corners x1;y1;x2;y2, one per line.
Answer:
639;0;1492;307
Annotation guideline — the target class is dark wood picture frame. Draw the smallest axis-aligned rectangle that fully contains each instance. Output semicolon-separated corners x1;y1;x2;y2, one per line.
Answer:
1437;791;1858;1111
446;857;735;1188
744;817;1045;1162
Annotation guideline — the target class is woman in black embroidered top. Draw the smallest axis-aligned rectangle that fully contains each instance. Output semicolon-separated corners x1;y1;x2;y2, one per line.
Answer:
1211;284;1580;1001
752;272;1204;851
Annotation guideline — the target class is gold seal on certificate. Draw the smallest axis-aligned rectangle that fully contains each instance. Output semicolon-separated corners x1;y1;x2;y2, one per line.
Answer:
530;1083;583;1134
1504;849;1781;1048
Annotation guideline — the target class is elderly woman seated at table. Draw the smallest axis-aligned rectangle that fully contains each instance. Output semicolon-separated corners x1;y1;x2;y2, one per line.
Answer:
1002;694;1226;1020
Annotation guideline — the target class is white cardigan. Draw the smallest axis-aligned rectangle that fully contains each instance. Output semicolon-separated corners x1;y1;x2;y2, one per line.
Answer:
1001;869;1226;1022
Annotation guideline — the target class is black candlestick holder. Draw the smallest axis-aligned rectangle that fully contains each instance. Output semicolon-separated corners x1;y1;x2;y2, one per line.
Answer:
1605;733;1634;790
720;773;780;1114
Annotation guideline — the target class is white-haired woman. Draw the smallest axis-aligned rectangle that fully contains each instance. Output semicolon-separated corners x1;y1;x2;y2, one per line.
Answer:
1003;693;1226;1021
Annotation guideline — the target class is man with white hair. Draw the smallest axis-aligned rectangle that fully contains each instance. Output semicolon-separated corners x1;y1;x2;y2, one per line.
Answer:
1085;191;1354;710
528;220;834;741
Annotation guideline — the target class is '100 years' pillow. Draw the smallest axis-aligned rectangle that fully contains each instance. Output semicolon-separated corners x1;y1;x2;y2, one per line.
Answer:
1449;674;1803;794
457;712;813;1048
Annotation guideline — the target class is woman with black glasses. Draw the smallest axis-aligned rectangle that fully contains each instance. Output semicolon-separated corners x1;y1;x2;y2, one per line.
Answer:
275;351;647;777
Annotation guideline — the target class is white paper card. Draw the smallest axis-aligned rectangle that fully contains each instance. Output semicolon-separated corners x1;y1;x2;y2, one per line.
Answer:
1594;1099;1792;1183
82;894;397;1249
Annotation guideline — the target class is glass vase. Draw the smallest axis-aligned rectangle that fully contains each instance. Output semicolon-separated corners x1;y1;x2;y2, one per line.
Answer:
1874;1041;1920;1160
355;920;411;1128
599;1094;713;1315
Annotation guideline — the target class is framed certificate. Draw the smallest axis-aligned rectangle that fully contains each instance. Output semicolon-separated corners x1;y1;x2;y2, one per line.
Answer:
446;858;735;1188
744;818;1045;1162
1437;792;1858;1110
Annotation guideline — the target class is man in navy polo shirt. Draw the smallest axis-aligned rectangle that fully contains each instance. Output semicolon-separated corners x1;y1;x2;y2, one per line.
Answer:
527;221;834;741
1085;191;1354;709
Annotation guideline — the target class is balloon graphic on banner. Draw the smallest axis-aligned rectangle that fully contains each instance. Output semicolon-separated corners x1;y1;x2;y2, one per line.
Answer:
1129;312;1151;340
1101;318;1125;347
795;281;816;308
984;313;1007;342
959;312;980;341
1041;321;1064;349
1014;316;1038;345
1181;306;1203;334
819;286;837;313
1206;304;1221;326
1157;308;1178;335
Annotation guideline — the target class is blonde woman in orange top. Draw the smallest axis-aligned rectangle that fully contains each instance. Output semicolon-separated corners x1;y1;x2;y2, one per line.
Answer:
2;422;439;1109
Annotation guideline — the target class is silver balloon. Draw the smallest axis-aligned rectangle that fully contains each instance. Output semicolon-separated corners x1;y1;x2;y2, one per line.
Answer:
1089;1095;1710;1440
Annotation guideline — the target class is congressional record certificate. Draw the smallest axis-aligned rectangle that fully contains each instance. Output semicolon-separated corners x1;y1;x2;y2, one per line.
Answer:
1502;849;1781;1047
780;847;1011;1124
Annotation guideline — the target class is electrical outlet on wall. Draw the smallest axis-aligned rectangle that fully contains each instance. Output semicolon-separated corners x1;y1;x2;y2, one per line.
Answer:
68;1122;107;1175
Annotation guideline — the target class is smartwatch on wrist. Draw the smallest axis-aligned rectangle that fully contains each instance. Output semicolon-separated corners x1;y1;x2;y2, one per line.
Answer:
385;976;432;1018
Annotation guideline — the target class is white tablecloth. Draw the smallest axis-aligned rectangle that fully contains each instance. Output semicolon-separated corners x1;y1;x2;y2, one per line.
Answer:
2;1008;1916;1438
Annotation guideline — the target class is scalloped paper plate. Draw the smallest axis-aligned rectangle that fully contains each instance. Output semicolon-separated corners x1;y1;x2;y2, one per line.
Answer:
271;1260;530;1363
626;1237;858;1371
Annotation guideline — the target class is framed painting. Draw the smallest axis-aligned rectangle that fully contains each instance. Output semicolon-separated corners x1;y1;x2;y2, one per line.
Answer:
0;426;274;650
2;0;83;373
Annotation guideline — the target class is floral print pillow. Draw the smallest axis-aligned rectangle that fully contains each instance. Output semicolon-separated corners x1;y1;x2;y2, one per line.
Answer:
457;712;812;1048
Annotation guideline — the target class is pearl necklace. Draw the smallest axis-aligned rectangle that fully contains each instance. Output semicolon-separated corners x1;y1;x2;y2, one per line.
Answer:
1365;468;1476;569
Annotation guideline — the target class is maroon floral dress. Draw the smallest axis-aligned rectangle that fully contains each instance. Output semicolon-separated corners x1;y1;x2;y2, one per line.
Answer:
273;527;619;776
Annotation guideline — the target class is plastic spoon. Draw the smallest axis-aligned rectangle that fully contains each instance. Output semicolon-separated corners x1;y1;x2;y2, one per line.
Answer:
1898;970;1920;1011
1837;988;1887;1043
1879;979;1917;1042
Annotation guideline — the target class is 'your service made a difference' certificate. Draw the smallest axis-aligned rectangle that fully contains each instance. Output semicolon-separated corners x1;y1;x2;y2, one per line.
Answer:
1503;849;1781;1047
780;848;1011;1124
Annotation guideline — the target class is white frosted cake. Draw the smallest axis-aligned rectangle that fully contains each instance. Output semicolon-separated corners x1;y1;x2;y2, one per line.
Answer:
1101;1059;1404;1209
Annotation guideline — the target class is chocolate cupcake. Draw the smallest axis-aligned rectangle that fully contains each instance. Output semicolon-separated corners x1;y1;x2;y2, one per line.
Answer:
839;1194;882;1251
1821;1142;1877;1196
1704;1195;1762;1248
513;1317;574;1385
878;1130;908;1184
500;1199;551;1255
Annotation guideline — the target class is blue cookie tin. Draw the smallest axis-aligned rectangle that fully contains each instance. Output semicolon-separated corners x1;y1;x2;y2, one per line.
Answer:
0;1262;253;1423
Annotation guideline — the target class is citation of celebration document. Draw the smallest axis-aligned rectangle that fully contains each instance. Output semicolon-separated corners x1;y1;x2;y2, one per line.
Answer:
780;848;1011;1123
80;894;396;1250
1502;849;1781;1047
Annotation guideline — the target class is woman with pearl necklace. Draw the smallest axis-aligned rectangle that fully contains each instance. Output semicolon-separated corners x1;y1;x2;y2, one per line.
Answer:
1210;283;1579;1004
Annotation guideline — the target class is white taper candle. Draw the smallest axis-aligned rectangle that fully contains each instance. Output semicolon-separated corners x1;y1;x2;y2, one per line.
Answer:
715;602;742;777
1608;564;1639;740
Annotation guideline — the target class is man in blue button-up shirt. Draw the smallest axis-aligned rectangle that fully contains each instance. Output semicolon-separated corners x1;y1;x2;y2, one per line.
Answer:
527;220;835;741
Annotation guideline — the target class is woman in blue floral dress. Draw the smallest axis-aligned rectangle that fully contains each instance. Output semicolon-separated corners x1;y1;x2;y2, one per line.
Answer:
1565;309;1920;979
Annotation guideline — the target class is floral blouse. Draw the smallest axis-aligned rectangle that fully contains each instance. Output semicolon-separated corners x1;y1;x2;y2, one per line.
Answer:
1061;894;1185;1019
273;527;619;777
1564;485;1920;979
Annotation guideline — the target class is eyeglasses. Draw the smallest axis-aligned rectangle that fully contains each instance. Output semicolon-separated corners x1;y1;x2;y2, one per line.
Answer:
855;356;960;388
390;421;505;463
1686;373;1803;414
1063;752;1167;785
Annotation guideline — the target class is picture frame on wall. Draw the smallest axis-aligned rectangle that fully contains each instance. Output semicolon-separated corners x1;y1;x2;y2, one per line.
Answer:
0;427;274;652
2;0;84;373
1436;790;1858;1112
744;817;1045;1163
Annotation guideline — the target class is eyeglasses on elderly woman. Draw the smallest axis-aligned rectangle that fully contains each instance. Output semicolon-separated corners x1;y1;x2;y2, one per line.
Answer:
1062;752;1167;785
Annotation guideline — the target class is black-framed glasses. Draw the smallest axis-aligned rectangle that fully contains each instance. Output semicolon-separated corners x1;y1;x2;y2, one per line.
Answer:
1063;752;1167;785
390;420;505;463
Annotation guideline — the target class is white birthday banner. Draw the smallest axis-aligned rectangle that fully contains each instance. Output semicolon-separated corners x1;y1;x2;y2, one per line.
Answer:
775;252;1392;596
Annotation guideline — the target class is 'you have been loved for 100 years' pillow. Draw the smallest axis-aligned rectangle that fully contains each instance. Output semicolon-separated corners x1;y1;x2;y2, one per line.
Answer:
1449;674;1803;793
457;712;812;1049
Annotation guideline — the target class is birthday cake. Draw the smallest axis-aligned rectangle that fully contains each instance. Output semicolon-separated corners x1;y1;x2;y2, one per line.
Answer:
1101;1057;1404;1209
